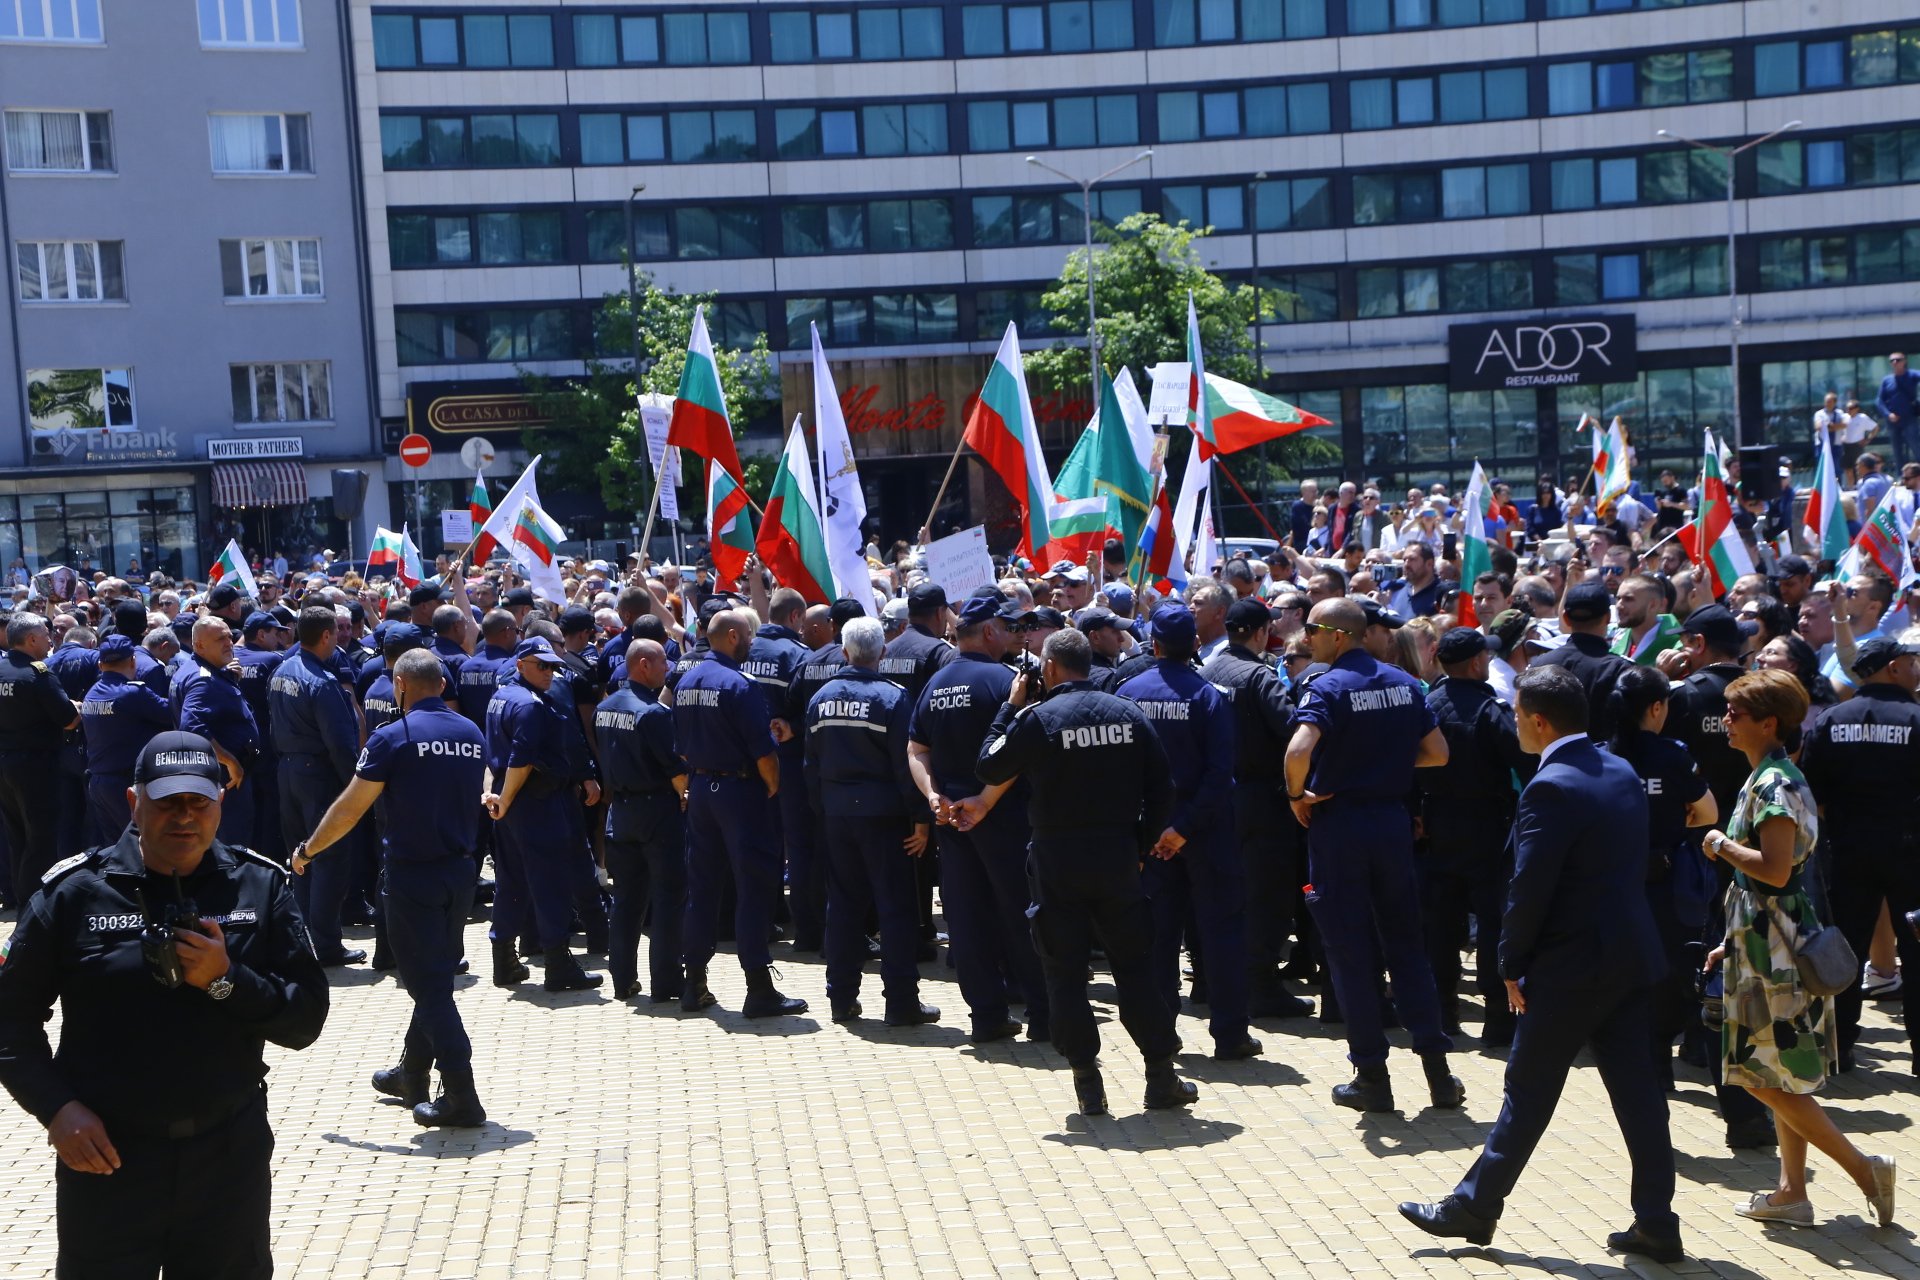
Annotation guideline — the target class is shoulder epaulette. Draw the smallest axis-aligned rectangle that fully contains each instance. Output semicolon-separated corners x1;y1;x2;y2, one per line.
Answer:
30;660;49;673
40;851;90;885
227;843;290;877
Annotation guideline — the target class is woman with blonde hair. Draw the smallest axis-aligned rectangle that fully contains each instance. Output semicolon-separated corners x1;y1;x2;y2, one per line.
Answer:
1703;668;1895;1228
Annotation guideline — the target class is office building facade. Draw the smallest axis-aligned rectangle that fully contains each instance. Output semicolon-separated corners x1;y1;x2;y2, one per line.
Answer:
0;0;384;579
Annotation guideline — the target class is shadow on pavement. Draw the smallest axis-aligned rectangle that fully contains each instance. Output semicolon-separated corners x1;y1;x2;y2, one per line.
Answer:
320;1126;536;1159
1043;1111;1245;1150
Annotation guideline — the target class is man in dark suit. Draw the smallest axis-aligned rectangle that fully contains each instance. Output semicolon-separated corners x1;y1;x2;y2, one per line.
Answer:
1399;665;1681;1264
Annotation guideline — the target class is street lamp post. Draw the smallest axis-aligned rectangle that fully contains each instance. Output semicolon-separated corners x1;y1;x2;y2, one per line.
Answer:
1025;149;1153;376
623;183;647;382
1655;121;1799;452
1250;170;1268;515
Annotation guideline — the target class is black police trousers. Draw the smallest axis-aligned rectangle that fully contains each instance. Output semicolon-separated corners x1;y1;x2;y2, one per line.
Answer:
387;855;477;1073
0;749;59;906
936;803;1048;1038
605;802;688;997
1830;840;1920;1065
57;1091;273;1279
825;813;922;1015
1236;784;1298;998
1028;831;1178;1069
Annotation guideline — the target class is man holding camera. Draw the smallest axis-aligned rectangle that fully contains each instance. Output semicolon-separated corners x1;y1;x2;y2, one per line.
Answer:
0;730;329;1277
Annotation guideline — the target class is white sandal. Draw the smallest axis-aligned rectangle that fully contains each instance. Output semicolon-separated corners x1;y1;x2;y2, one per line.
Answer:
1867;1155;1896;1228
1735;1190;1814;1226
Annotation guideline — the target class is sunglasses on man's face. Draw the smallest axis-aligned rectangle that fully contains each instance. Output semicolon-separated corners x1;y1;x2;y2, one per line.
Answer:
1303;621;1357;638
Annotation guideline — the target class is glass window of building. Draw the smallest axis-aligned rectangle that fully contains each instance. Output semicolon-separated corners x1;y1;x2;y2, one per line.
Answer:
4;109;113;173
396;308;578;365
15;239;124;302
218;237;322;297
1;0;103;42
198;0;298;47
208;113;312;173
230;361;331;423
25;366;134;432
1349;68;1523;129
1153;0;1322;44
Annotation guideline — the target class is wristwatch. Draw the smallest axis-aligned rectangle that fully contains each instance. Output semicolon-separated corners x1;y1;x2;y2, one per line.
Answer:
1705;831;1725;857
207;971;234;1001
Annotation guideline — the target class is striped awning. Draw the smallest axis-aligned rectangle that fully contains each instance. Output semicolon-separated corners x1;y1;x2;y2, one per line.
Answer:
211;461;308;509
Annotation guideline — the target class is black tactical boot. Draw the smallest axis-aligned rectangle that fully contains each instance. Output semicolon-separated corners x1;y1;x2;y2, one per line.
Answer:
1143;1058;1199;1109
1333;1063;1394;1112
1073;1064;1108;1116
543;947;604;993
884;1001;940;1027
741;966;807;1018
371;1058;430;1107
491;940;529;988
681;965;717;1012
413;1069;487;1128
1424;1054;1466;1108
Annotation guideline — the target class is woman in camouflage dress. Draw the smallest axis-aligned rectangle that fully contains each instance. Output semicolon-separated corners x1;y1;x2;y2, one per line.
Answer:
1703;670;1895;1228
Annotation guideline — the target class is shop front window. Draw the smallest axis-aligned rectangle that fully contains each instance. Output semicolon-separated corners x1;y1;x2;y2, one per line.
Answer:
0;485;199;579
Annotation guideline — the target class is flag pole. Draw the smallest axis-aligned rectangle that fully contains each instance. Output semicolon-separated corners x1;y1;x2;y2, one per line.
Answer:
922;434;968;539
637;453;669;570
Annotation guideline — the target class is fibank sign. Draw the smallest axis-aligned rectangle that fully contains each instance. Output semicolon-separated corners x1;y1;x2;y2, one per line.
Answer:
1447;315;1637;391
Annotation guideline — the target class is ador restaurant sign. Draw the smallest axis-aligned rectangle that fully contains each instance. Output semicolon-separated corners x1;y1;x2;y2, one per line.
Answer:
1447;314;1637;391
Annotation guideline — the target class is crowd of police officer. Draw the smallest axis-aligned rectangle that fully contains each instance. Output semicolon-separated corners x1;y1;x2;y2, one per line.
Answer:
1;532;1919;1223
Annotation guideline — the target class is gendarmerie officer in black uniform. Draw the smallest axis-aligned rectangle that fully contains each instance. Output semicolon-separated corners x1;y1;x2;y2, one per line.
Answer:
0;731;328;1277
596;638;690;1003
1417;627;1527;1047
976;626;1194;1116
0;611;80;905
1201;596;1314;1019
882;581;954;956
296;649;489;1127
1798;634;1920;1073
784;597;867;951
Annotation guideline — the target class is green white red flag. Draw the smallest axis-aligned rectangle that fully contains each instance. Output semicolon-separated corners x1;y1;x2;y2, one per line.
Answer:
1186;293;1218;459
1045;366;1154;565
1596;417;1632;515
1802;425;1850;567
206;538;257;599
1457;461;1493;627
963;322;1055;559
472;455;548;567
508;497;567;602
756;416;834;604
1683;431;1753;597
668;305;743;486
1201;373;1329;454
469;469;496;562
368;526;407;579
706;462;755;587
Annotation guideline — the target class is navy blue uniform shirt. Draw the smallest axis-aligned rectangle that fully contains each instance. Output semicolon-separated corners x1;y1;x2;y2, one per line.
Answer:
356;695;485;863
268;649;360;782
46;644;99;701
1117;659;1235;836
362;674;401;734
1199;643;1293;785
78;671;173;775
485;681;569;787
976;681;1172;849
234;646;284;750
908;651;1016;800
787;642;846;730
746;624;810;726
804;668;920;818
174;657;261;766
455;643;516;726
596;682;686;843
1615;730;1707;856
880;623;953;704
0;650;77;751
1799;683;1920;844
672;651;776;774
665;639;710;695
1292;650;1437;801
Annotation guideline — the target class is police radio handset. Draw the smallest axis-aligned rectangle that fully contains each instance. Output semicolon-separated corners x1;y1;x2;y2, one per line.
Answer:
137;874;201;989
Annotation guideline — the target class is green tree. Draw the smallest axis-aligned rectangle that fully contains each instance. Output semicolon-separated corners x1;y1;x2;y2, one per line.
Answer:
1024;213;1335;527
523;277;777;517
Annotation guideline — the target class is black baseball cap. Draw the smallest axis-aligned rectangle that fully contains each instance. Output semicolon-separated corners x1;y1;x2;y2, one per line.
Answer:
1020;606;1067;632
503;587;536;608
1852;636;1920;678
1776;554;1813;579
1358;598;1404;630
1074;607;1122;633
407;584;448;608
908;581;949;612
207;583;243;610
1225;597;1273;631
698;594;742;626
1680;603;1757;652
135;731;227;802
829;597;868;628
513;636;565;666
380;623;428;656
956;595;1003;626
1436;626;1499;665
241;610;284;638
557;605;596;635
1561;581;1612;623
1150;603;1198;647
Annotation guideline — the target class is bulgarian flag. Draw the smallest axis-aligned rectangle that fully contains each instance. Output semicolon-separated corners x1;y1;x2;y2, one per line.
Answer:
399;525;425;590
469;469;496;562
1683;431;1753;597
1185;293;1219;459
706;462;755;587
963;322;1055;559
1456;461;1493;628
508;497;567;601
1596;417;1632;515
1202;373;1330;454
668;305;744;488
1802;425;1849;567
756;416;833;603
368;526;407;578
1575;413;1603;486
207;538;258;599
1838;496;1916;589
1045;366;1153;565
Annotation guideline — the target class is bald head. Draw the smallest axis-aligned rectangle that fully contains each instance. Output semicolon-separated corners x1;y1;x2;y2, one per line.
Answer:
1311;597;1364;633
706;608;754;659
768;587;806;627
626;637;669;691
801;603;834;648
192;614;235;664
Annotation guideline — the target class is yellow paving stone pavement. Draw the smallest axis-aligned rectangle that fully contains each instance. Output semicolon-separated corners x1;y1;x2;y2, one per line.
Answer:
1;916;1919;1278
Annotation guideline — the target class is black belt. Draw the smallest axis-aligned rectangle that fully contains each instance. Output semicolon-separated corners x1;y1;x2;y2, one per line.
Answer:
692;769;752;780
106;1087;261;1141
613;788;677;799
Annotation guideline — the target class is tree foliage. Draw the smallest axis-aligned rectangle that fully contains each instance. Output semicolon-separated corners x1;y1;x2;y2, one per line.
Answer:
1023;213;1266;392
524;277;777;517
